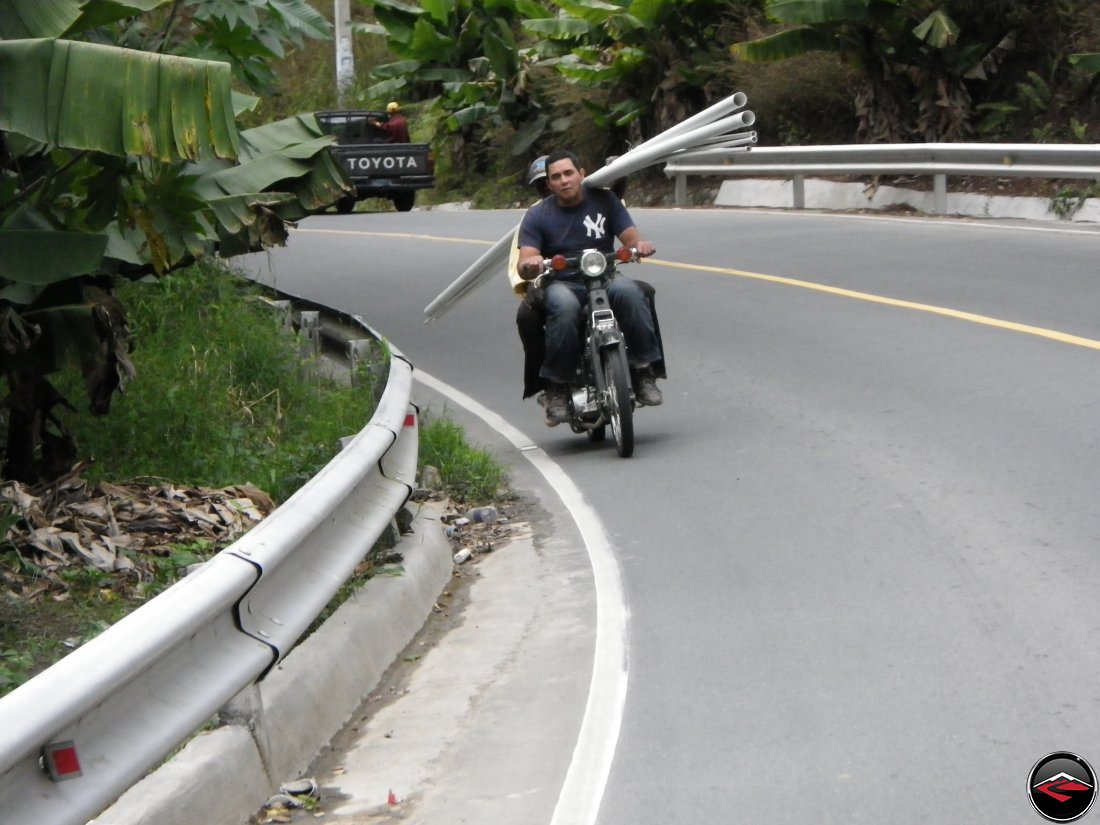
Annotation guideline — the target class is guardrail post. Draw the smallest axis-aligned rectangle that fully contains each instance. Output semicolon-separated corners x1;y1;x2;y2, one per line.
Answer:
347;339;382;388
792;174;806;209
933;174;947;215
299;311;321;359
674;173;687;207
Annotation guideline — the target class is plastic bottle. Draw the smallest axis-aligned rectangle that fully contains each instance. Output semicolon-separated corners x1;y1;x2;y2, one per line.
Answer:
453;548;472;564
465;506;498;524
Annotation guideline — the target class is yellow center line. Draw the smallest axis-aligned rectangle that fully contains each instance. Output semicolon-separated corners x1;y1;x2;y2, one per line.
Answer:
642;258;1100;351
293;226;492;247
294;226;1100;352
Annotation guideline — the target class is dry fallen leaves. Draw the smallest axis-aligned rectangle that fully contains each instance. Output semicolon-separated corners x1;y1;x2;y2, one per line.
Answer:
1;468;276;600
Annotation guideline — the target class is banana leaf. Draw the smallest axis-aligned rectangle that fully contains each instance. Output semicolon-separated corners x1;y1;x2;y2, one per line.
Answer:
194;114;349;225
0;0;168;40
1069;53;1100;71
731;26;838;61
551;0;623;25
0;38;239;163
0;230;108;304
522;17;592;39
911;9;959;49
765;0;879;25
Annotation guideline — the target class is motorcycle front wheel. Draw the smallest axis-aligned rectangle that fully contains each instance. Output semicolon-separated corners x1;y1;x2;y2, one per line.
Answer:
601;347;634;457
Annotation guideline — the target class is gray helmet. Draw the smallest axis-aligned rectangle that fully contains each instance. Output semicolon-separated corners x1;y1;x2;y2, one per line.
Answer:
526;155;548;187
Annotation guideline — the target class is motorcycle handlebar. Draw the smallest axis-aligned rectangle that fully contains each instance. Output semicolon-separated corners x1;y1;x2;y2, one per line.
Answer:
532;247;642;288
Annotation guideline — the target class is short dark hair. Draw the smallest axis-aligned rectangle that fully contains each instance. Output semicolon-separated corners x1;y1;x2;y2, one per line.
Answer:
545;149;582;172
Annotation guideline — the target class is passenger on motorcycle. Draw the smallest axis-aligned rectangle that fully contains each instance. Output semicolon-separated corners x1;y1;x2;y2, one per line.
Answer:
517;150;663;425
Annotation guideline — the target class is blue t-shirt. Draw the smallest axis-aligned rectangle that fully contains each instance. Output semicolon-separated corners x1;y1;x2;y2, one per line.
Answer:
518;187;634;278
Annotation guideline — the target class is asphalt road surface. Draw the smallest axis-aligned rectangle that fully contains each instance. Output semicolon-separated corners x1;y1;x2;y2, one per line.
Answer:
241;205;1100;825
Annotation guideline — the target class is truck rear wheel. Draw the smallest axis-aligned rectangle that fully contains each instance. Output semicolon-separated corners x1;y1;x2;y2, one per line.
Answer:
335;196;356;214
392;191;416;212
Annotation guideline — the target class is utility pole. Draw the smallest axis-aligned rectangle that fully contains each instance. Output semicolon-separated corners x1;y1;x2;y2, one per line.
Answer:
334;0;354;106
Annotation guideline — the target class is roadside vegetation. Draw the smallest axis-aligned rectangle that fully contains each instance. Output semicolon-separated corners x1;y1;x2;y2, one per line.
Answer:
0;262;507;696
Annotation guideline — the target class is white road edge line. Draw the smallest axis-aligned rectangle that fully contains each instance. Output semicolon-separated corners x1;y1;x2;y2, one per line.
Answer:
414;369;629;825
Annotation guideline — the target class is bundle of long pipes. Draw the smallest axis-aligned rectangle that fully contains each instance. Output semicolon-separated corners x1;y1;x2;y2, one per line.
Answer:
423;93;756;321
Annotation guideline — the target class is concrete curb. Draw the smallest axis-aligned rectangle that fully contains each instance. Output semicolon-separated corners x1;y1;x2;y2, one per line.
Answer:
92;501;454;825
714;178;1100;223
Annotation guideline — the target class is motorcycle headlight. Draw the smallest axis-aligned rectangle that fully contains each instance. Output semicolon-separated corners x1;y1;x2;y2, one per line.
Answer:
579;249;607;278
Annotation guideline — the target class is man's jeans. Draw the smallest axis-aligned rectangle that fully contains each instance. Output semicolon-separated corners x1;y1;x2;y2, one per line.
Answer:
540;276;661;384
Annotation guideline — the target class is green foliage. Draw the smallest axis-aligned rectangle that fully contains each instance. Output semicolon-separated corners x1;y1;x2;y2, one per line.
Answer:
730;0;1087;143
1;0;349;484
1050;182;1100;220
0;648;34;692
353;0;542;159
418;410;506;503
1016;71;1053;113
0;268;508;697
53;261;380;502
118;0;333;98
531;0;759;143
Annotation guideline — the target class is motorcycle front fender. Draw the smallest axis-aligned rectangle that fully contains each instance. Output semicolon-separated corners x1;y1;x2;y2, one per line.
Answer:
589;333;624;399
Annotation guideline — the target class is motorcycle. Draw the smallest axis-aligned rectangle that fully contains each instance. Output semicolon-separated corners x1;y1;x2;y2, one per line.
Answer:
534;246;647;458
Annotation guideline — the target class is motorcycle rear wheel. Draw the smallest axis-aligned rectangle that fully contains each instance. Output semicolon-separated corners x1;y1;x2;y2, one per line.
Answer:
587;425;606;442
601;347;634;457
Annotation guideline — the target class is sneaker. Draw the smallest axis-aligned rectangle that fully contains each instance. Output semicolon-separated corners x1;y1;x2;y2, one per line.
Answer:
633;368;663;407
539;384;570;425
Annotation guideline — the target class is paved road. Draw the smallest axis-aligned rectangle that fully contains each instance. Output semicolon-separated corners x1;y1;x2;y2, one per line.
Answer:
243;207;1100;824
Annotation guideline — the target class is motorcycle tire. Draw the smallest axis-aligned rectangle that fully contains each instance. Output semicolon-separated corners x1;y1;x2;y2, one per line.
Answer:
601;346;634;458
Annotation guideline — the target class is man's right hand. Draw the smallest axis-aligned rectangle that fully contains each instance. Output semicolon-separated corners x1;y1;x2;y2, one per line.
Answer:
520;257;542;279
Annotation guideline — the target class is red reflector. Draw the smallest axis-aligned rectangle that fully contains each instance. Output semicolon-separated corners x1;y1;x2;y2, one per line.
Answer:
43;741;82;781
403;414;416;427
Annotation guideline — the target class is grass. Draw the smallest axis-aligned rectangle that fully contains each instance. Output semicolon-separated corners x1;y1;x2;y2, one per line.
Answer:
54;262;381;503
1;261;508;697
418;409;508;504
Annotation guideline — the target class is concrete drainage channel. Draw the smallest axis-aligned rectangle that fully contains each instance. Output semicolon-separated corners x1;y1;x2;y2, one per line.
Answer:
91;293;454;825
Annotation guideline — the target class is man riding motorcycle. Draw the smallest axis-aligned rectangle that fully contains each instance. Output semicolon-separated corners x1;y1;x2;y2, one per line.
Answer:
509;156;666;408
516;150;664;425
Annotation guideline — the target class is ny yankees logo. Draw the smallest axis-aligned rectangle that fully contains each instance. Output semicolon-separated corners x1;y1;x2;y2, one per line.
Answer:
583;212;607;239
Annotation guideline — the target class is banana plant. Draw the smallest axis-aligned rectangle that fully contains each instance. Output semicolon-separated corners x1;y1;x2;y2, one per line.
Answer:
0;0;348;483
354;0;549;155
521;0;751;142
731;0;1023;143
1069;53;1100;71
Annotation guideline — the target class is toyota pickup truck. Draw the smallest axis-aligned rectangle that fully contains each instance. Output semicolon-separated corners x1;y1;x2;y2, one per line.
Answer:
316;110;435;213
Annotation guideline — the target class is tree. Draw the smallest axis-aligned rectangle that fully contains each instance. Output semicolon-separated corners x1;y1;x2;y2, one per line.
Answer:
0;0;349;483
354;0;549;165
522;0;761;144
731;0;1026;143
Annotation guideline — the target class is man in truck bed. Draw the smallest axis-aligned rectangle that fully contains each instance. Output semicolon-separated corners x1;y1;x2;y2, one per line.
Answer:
370;102;410;143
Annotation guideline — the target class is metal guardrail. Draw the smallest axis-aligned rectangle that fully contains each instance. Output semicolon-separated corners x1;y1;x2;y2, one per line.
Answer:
0;309;418;825
664;143;1100;211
